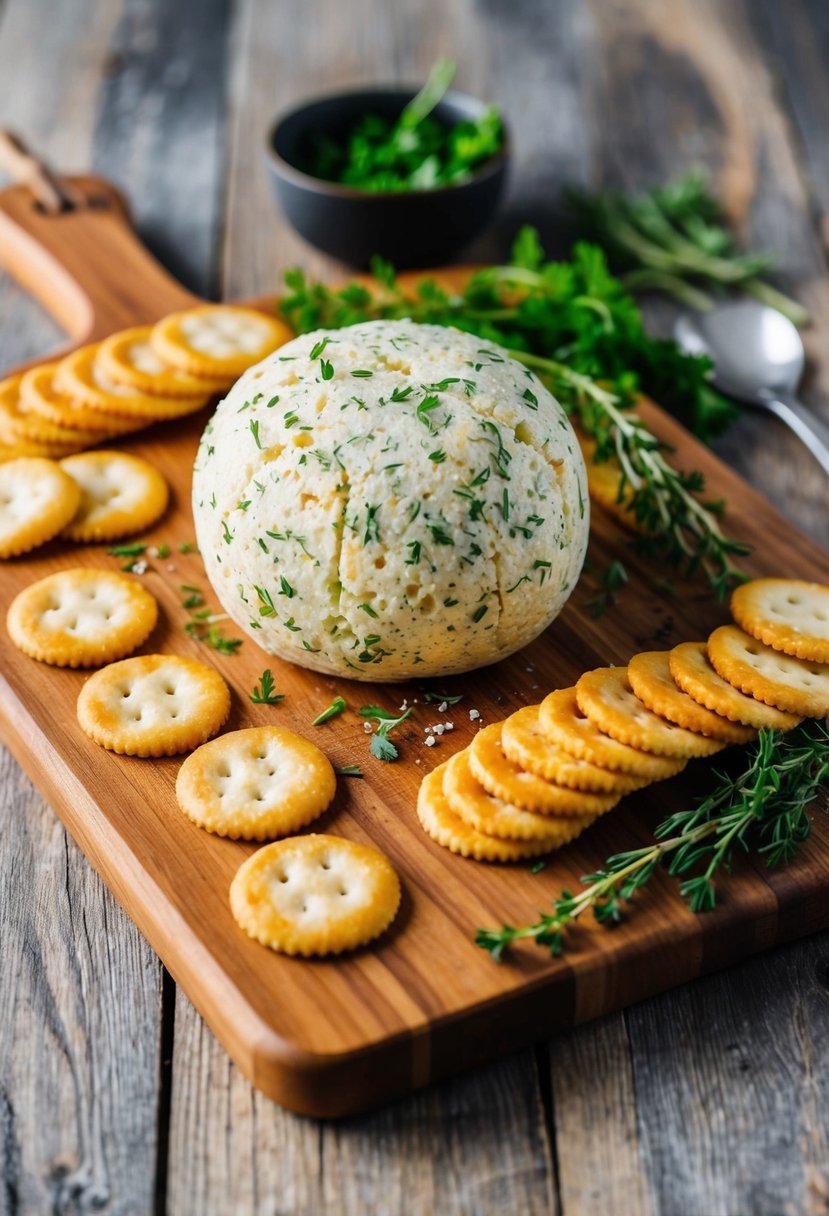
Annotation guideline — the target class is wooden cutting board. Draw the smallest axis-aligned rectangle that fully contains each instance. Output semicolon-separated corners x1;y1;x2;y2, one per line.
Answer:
1;175;828;1118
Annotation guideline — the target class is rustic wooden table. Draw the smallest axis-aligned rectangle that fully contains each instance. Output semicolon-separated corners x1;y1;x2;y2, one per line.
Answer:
1;1;828;1212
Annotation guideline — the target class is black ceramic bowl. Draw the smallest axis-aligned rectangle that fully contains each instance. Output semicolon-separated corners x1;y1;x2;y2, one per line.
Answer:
265;87;509;268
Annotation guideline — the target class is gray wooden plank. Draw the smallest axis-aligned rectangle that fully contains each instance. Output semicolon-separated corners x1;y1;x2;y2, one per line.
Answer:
0;746;162;1215
625;939;829;1216
91;0;233;297
583;0;829;544
549;1016;651;1216
0;2;165;1214
166;990;554;1216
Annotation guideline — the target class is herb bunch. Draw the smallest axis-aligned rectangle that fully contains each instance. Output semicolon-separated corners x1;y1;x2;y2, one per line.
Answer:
568;170;809;328
476;721;829;962
280;230;750;598
307;60;503;193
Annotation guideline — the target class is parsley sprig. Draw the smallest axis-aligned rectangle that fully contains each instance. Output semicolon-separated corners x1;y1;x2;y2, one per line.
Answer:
477;722;829;962
359;705;413;762
305;60;503;193
249;669;284;704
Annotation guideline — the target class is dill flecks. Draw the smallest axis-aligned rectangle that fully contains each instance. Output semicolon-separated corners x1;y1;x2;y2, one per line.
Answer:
476;722;829;962
180;583;243;656
250;668;284;705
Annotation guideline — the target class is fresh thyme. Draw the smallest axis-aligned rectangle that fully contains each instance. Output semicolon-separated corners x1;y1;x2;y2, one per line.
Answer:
359;704;413;762
279;229;751;599
249;668;284;704
476;722;829;962
568;170;809;328
312;696;347;726
583;559;629;618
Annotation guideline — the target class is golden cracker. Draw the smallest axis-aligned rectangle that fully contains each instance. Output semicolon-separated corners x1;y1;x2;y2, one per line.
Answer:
575;666;725;758
501;704;649;794
77;653;230;756
59;450;169;543
150;305;292;379
669;642;802;731
229;834;400;957
444;748;596;843
176;726;336;840
538;687;689;779
19;363;141;433
732;578;829;665
470;721;621;816
55;345;210;420
7;568;158;668
628;649;756;743
416;764;560;862
707;624;829;719
0;457;81;558
97;326;228;397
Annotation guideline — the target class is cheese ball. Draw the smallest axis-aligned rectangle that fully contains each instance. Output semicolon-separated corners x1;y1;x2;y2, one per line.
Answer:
192;320;588;681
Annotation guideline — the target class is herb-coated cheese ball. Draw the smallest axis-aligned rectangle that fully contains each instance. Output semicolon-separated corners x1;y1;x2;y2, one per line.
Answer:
192;320;589;681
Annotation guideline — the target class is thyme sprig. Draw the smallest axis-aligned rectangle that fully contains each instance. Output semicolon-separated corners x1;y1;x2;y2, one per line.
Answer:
511;349;751;597
568;170;810;328
477;722;829;962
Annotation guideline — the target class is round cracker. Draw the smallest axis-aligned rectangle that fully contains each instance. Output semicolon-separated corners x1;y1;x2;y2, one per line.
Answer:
628;649;756;743
707;624;829;718
0;457;81;558
444;748;596;843
230;834;400;956
176;726;336;840
19;363;141;433
7;568;158;667
501;704;649;793
416;764;561;862
669;642;801;731
97;326;228;397
55;345;210;420
470;721;621;816
150;305;292;379
575;667;725;758
59;450;169;542
538;687;689;779
731;578;829;664
77;653;230;756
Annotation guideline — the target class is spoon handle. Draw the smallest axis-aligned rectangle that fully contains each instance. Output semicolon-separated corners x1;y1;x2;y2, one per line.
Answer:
760;392;829;478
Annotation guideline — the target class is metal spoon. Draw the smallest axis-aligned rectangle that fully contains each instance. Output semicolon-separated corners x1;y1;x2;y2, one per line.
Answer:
674;299;829;477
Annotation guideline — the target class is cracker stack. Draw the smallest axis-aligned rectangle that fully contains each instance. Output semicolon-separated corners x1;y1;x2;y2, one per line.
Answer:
418;578;829;862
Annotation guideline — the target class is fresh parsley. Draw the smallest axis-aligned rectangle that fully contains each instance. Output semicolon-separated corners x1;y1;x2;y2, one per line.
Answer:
312;696;347;726
250;669;284;704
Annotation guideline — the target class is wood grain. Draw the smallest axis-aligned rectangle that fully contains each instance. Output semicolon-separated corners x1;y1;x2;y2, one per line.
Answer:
0;746;162;1214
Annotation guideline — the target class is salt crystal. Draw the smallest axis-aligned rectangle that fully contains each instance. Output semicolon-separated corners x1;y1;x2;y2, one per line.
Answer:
131;560;148;575
425;736;436;747
469;708;481;721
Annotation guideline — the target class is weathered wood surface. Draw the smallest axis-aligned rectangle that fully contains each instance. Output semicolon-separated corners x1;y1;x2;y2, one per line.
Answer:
1;0;829;1212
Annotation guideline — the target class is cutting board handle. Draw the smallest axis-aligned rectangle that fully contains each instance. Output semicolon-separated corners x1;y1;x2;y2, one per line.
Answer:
0;140;198;346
